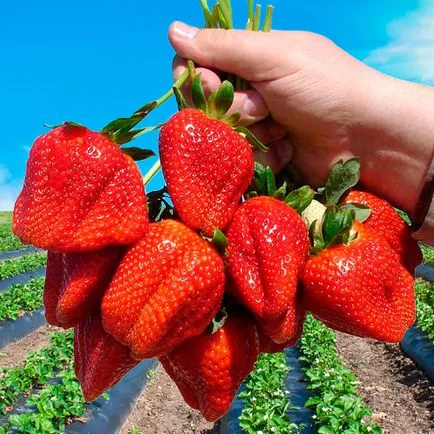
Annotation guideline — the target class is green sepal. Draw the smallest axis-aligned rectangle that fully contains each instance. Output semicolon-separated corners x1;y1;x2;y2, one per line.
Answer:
340;203;372;223
112;124;163;145
191;74;208;112
62;121;85;130
210;307;228;334
309;220;325;255
323;158;360;205
221;111;241;126
101;101;158;141
208;80;234;118
173;86;189;111
321;206;356;248
235;126;269;152
121;147;155;161
265;166;276;196
273;181;287;200
211;228;228;248
284;186;315;213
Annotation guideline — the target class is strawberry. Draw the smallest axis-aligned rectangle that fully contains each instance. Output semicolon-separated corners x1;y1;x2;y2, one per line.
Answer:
159;309;259;421
258;308;306;354
159;107;254;237
13;124;148;252
101;219;225;359
225;196;309;343
341;190;422;272
302;221;415;342
44;247;123;329
74;310;138;402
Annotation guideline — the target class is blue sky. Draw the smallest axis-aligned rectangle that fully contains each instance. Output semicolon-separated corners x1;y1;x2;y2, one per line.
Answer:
1;0;432;210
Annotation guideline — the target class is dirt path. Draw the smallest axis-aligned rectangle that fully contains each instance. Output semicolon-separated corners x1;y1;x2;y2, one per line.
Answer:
121;365;220;434
0;324;59;369
336;332;434;434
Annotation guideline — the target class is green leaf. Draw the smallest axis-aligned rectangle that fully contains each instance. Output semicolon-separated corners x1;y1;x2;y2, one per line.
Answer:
121;147;155;161
209;80;234;117
191;74;208;112
310;220;325;254
221;111;241;126
324;158;360;205
340;203;371;223
284;186;315;213
321;206;356;248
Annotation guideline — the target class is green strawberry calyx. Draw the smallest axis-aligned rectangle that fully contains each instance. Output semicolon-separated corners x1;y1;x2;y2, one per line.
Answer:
310;205;357;255
247;161;315;212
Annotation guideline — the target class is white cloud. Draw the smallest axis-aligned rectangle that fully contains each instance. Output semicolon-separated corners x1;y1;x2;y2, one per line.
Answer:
0;165;22;211
365;0;434;84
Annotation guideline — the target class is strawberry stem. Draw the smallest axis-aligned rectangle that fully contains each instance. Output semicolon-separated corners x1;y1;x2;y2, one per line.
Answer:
142;159;161;186
262;5;273;31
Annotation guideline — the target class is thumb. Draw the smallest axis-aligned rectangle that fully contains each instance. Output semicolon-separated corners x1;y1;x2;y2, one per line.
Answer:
169;21;287;82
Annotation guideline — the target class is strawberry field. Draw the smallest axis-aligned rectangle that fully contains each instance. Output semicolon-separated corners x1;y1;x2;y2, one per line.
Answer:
2;1;434;433
0;210;432;433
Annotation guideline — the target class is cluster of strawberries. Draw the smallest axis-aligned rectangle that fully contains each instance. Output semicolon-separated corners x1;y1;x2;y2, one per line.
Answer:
13;77;421;422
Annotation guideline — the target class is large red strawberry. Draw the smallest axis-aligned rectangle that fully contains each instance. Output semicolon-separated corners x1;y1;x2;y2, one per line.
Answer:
13;124;148;252
302;221;415;342
225;196;309;343
258;303;306;353
44;247;123;329
74;310;138;402
341;190;422;272
101;219;225;359
159;108;254;237
159;309;259;421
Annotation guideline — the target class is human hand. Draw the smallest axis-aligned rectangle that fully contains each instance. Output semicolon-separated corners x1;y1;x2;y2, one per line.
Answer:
168;22;434;215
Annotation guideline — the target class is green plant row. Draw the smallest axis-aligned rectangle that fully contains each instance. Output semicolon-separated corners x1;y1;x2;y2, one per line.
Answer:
0;331;73;416
298;315;381;434
415;279;434;341
0;224;26;252
238;352;298;434
0;277;44;321
1;363;88;434
0;253;47;280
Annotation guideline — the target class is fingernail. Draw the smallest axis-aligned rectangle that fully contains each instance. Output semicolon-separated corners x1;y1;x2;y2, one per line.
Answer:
172;21;198;40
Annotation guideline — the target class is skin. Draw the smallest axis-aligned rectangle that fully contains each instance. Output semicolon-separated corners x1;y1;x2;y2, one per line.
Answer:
168;22;434;222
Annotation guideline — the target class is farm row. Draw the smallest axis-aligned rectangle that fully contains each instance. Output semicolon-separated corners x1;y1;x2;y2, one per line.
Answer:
0;225;432;433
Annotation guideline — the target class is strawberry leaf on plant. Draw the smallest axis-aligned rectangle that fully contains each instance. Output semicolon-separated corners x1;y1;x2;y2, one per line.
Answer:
323;158;360;205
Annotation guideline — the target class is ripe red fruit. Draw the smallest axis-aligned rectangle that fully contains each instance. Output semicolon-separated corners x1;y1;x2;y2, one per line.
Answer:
160;309;259;421
341;190;422;272
44;247;123;329
101;219;225;359
159;108;254;237
226;196;309;343
13;124;148;252
258;306;306;353
74;311;138;402
302;222;415;342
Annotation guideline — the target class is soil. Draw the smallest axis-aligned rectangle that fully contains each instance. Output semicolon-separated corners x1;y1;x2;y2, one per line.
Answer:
0;324;58;369
120;365;220;434
336;332;434;434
